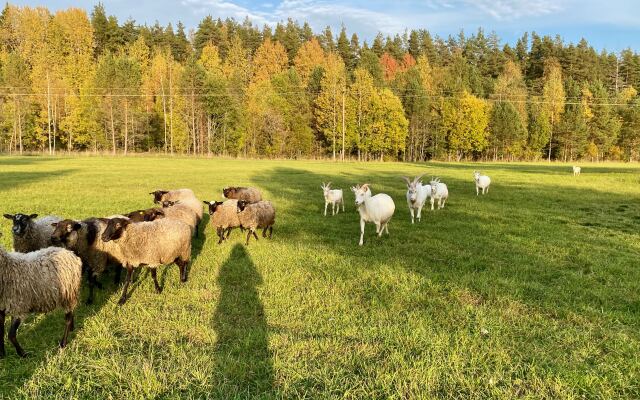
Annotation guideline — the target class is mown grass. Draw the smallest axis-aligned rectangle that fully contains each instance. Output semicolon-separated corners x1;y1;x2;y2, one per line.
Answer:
0;156;639;399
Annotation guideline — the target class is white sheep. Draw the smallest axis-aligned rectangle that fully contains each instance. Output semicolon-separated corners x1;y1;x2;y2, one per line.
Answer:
401;175;431;224
429;178;449;210
321;182;344;216
473;171;491;195
351;184;395;246
573;166;581;176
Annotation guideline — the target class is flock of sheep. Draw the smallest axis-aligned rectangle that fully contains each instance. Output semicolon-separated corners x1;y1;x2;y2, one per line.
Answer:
0;165;582;358
0;186;274;358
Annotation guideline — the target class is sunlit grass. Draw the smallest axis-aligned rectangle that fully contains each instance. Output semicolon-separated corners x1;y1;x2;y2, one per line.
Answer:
0;156;639;398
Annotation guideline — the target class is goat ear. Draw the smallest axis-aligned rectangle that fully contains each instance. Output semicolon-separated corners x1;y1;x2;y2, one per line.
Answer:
3;214;13;220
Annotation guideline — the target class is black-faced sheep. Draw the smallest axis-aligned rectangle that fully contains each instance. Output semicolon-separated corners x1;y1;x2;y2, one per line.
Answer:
3;213;62;252
0;233;82;357
203;200;241;244
125;207;165;223
100;217;192;306
149;189;203;223
50;218;120;304
223;187;263;203
236;200;275;245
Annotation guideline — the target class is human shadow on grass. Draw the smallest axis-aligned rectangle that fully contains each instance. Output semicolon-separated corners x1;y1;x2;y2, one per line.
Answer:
210;244;274;398
0;170;75;193
0;269;118;397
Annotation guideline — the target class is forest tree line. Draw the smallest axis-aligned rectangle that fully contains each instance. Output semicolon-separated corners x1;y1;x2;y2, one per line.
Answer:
1;3;640;161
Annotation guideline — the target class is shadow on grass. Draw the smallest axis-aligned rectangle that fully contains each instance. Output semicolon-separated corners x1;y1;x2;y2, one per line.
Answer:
0;156;60;166
0;270;117;396
0;170;75;193
211;244;274;397
406;161;640;175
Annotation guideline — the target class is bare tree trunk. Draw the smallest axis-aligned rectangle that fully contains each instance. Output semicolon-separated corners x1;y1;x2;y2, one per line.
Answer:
341;89;345;161
191;90;196;156
109;96;116;155
161;76;168;154
169;64;174;155
124;99;129;155
548;114;554;162
47;71;52;155
18;105;23;155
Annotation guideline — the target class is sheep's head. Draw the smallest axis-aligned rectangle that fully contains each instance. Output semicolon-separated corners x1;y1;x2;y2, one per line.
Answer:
149;190;169;204
204;200;224;215
223;187;237;199
126;208;163;222
351;184;371;206
4;213;38;237
236;200;250;212
161;200;179;208
101;218;131;242
321;182;332;196
50;219;82;248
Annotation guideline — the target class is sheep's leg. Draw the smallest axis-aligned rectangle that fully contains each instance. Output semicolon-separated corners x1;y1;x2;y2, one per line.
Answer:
245;230;253;245
113;266;122;285
225;227;232;238
86;273;97;305
60;312;74;349
252;231;259;241
8;317;25;358
0;310;5;358
118;267;134;306
216;227;224;244
150;268;162;293
269;226;273;238
262;227;268;238
324;202;328;216
359;218;365;246
176;258;189;283
410;208;415;224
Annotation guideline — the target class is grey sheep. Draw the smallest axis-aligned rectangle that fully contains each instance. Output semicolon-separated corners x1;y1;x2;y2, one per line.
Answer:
100;217;192;306
51;218;121;304
0;233;82;357
203;199;242;244
236;200;276;245
3;213;62;252
160;200;198;236
223;186;263;203
149;189;204;223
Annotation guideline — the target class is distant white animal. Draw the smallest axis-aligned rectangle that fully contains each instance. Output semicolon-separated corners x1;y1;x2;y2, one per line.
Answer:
321;182;344;216
351;184;395;246
402;175;431;223
573;166;581;176
429;178;449;210
473;171;491;195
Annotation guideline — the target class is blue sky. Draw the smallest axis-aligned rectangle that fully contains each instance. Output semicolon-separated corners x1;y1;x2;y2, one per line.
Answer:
12;0;640;52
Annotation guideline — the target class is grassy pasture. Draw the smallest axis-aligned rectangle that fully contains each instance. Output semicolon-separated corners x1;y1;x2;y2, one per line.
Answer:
0;156;639;399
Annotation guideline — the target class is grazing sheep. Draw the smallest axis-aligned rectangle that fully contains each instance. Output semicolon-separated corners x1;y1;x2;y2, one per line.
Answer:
351;184;395;246
429;178;449;210
125;207;165;223
0;233;82;357
573;166;581;176
236;200;276;245
401;175;431;223
50;218;122;304
473;171;491;195
160;200;198;236
321;182;344;216
149;189;204;225
223;186;262;203
3;213;62;253
204;200;242;244
100;217;192;306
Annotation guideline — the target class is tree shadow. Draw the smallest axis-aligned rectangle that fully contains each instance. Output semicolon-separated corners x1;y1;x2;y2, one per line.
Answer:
210;244;274;397
0;157;60;166
0;170;75;193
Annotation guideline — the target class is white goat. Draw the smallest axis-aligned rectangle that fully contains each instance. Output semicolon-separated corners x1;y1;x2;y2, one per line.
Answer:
351;184;395;246
321;182;344;216
573;166;581;176
402;175;431;223
473;171;491;195
429;178;449;210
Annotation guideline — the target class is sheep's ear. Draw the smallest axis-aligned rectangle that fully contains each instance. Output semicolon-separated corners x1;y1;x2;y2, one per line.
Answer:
73;223;82;231
28;213;38;219
51;222;58;227
203;200;210;204
3;214;13;220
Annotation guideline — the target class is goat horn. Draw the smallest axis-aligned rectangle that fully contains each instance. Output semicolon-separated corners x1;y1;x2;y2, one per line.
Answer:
401;176;411;185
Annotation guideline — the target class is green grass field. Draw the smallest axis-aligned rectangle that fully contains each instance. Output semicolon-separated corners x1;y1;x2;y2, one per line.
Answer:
0;156;639;399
